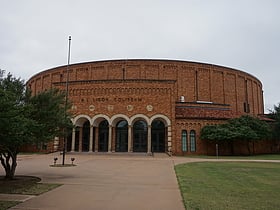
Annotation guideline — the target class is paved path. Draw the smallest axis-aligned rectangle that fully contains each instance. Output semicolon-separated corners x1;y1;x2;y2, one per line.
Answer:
1;153;185;210
0;194;35;202
1;153;279;210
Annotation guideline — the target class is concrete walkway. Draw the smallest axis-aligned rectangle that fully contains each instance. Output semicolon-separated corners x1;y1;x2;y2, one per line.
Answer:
0;194;35;202
1;153;279;210
1;153;185;210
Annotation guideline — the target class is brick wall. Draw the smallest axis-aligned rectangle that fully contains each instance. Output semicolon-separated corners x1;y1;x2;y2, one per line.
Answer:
29;60;264;112
26;59;266;155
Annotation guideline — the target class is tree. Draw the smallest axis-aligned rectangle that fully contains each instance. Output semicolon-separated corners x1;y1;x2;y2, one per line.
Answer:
268;103;280;152
201;124;238;142
201;123;239;154
0;72;33;179
228;115;271;154
0;72;72;179
28;88;72;144
201;115;271;155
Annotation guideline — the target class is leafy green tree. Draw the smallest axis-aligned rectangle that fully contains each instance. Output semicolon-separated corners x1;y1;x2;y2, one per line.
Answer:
201;123;239;154
0;72;33;179
229;115;271;154
0;72;72;179
201;115;271;155
268;103;280;152
28;88;72;144
201;124;237;142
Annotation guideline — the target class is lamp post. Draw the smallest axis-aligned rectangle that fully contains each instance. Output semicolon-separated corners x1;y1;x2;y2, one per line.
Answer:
62;36;71;165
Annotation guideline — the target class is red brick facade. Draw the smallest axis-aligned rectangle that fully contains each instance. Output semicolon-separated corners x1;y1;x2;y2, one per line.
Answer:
26;59;265;155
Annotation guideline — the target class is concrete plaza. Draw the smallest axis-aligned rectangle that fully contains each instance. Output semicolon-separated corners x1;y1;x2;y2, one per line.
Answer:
1;153;186;210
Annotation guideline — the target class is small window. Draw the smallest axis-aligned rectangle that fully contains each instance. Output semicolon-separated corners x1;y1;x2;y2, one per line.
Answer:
190;130;196;152
243;102;247;112
244;102;250;113
182;130;187;152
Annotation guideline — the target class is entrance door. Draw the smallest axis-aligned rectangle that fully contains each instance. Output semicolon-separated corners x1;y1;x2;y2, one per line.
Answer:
133;120;147;152
115;120;128;152
98;120;109;152
151;120;165;152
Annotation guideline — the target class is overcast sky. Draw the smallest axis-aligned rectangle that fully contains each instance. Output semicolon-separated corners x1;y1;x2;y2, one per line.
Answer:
1;0;279;112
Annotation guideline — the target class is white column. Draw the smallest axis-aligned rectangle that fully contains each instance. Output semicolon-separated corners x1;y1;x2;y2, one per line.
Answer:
167;126;172;155
89;125;94;152
111;126;115;152
71;127;76;152
79;127;83;152
54;137;59;151
147;125;152;154
128;125;132;152
94;127;98;152
108;125;112;152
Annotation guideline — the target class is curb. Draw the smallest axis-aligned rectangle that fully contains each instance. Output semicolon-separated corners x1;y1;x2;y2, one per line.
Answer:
0;193;35;202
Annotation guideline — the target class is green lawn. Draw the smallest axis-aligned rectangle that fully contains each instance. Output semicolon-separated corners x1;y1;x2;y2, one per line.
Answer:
184;154;280;160
0;176;60;195
0;201;20;210
175;162;280;210
0;176;61;210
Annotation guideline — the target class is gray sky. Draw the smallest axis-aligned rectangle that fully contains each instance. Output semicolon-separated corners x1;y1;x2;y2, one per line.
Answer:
1;0;279;112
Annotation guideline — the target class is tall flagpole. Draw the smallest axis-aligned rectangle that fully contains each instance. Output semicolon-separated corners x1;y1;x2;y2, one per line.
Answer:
62;35;71;165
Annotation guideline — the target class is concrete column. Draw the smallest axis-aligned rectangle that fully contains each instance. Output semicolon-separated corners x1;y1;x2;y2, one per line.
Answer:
167;126;172;155
111;126;115;152
94;127;99;152
108;125;112;152
89;125;94;152
54;137;59;152
79;127;83;152
71;127;76;152
147;125;152;154
128;125;132;152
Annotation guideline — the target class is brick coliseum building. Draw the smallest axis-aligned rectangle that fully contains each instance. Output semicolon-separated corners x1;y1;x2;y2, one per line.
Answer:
26;59;266;155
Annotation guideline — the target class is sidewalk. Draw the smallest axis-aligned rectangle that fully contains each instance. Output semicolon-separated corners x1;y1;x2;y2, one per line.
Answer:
2;153;185;210
2;153;279;210
0;194;35;202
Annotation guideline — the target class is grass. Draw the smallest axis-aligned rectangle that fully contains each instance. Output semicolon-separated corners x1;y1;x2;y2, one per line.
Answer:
184;154;280;160
0;176;61;210
175;162;280;210
0;201;20;210
0;176;61;195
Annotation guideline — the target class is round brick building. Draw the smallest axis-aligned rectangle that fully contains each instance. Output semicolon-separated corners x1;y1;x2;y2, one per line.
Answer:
27;59;264;155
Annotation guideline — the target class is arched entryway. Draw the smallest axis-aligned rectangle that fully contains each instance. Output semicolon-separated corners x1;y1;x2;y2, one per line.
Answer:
72;115;92;152
115;120;128;152
70;113;171;154
98;120;109;152
151;120;165;152
133;120;147;152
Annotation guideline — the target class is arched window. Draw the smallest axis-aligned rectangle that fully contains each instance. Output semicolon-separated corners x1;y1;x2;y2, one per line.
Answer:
115;120;128;152
133;120;148;152
190;130;196;152
82;121;90;152
98;120;109;152
151;120;165;152
181;130;187;152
